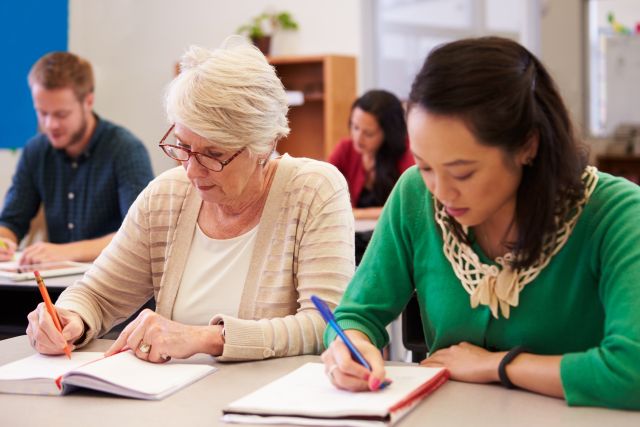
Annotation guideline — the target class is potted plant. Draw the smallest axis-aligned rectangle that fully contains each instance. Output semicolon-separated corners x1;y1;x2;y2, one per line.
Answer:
237;11;299;55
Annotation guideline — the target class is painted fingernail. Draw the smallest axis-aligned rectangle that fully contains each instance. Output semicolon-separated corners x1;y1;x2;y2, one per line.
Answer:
363;372;370;381
369;377;381;391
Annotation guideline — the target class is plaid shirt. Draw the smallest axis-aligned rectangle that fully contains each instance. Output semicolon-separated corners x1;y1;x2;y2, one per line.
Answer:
0;114;154;244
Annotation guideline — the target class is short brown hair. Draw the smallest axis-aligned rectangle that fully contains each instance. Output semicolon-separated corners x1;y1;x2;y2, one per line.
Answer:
28;52;94;101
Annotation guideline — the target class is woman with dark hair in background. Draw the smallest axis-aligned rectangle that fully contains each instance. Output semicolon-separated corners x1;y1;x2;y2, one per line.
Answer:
329;90;414;221
321;37;640;409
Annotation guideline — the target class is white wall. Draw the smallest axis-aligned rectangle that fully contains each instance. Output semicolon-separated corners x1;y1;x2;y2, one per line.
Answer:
68;0;367;176
0;151;20;199
65;0;587;176
540;0;584;131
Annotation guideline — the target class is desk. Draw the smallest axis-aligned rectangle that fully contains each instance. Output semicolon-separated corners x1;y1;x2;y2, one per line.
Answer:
0;274;83;339
1;336;638;427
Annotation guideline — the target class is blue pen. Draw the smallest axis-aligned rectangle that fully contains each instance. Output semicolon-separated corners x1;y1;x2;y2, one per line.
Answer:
311;295;372;370
312;296;392;389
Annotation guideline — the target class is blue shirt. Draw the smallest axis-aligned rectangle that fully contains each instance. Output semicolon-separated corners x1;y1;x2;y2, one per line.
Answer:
0;115;154;244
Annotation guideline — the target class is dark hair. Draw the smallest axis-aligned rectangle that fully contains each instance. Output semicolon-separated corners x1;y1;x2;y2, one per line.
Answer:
351;89;408;204
409;37;588;270
28;52;94;101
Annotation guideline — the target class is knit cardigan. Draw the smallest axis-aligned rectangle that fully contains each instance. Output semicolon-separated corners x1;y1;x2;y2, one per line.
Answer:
57;154;355;361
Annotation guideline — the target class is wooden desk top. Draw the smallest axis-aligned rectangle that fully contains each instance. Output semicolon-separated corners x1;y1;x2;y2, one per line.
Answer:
1;336;638;427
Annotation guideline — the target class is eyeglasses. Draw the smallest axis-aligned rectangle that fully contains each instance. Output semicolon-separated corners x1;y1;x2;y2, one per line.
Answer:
158;124;245;172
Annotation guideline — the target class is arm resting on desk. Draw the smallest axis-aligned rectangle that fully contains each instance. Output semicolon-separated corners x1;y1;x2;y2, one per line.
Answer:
421;343;563;398
20;232;116;264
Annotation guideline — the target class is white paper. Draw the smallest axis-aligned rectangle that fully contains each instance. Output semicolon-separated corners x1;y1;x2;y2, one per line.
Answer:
0;352;102;381
65;350;216;399
0;350;216;400
285;90;305;106
224;363;445;422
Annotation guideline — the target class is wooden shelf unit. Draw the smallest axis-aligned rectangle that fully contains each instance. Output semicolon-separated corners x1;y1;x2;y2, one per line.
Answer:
269;55;357;160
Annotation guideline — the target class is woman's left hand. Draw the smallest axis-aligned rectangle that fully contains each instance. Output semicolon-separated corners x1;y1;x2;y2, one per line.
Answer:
104;309;224;363
420;341;505;383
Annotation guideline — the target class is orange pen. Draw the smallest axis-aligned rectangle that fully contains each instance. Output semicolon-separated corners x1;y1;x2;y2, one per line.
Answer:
34;271;72;359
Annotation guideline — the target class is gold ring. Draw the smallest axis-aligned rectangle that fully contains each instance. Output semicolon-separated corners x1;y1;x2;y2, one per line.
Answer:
138;342;151;354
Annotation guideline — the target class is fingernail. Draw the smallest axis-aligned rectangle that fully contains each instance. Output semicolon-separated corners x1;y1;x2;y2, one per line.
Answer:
369;377;381;391
363;372;370;381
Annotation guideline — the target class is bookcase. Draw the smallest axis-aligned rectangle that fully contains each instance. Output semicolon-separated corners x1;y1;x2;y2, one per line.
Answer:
268;55;357;160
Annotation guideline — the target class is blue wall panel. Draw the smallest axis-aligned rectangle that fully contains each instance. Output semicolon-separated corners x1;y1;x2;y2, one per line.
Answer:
0;0;68;149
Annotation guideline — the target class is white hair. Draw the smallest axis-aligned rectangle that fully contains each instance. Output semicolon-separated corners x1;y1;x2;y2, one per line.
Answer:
165;36;290;155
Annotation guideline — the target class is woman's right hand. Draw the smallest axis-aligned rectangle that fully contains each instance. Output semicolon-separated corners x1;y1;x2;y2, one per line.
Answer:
0;238;16;261
26;303;84;355
320;329;387;392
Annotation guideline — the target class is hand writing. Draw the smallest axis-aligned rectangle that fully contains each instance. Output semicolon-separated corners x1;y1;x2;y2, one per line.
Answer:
0;238;17;261
26;303;84;355
320;330;387;391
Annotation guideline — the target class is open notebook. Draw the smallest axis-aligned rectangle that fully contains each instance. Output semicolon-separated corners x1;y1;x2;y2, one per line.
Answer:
0;350;216;400
222;363;449;427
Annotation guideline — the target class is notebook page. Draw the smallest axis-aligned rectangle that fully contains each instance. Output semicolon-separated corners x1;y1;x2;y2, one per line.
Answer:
0;352;102;381
222;414;387;427
65;350;216;398
225;363;444;418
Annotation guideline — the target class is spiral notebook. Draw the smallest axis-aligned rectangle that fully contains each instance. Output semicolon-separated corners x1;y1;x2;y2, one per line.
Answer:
222;362;449;427
0;350;216;400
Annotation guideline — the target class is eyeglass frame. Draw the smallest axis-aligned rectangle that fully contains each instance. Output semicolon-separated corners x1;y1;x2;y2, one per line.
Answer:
158;124;246;172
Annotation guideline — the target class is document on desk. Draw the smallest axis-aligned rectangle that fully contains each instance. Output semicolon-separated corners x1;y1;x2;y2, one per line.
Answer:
0;350;216;400
222;362;449;427
0;258;91;281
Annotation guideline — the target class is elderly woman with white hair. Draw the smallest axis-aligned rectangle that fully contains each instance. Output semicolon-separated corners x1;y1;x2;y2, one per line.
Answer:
26;38;355;363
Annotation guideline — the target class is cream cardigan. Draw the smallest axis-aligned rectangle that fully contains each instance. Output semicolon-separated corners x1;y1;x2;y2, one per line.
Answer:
56;154;355;361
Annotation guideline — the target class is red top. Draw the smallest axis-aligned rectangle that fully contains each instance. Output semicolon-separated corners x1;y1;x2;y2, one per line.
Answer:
328;138;415;207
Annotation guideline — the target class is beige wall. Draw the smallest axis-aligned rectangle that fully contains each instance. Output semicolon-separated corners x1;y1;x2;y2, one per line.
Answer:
68;0;367;176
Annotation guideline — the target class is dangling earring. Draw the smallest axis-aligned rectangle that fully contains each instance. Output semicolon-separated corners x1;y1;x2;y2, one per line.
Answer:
258;158;267;166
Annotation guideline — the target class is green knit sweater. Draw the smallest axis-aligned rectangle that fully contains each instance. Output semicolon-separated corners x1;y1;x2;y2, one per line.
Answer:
326;167;640;409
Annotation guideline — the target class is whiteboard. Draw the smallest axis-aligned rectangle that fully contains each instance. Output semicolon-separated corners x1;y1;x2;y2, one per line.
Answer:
600;34;640;136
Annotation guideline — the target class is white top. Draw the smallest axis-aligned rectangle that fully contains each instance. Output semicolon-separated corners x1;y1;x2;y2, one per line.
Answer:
172;224;258;325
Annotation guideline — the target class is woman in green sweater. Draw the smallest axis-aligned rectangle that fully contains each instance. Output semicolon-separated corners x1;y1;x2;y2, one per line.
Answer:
321;36;640;409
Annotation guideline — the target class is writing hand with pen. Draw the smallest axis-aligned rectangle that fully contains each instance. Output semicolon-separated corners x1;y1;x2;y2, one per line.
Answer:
0;238;17;262
313;296;392;392
26;272;84;357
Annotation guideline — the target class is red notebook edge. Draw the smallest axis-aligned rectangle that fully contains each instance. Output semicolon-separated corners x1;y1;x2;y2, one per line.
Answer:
388;368;451;414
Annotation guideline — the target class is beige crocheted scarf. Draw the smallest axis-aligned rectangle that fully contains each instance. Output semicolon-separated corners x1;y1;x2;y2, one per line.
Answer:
434;166;599;319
